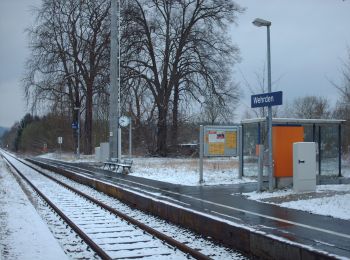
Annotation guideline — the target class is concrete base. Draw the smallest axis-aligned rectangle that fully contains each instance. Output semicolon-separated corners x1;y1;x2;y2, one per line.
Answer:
294;179;316;193
276;177;293;189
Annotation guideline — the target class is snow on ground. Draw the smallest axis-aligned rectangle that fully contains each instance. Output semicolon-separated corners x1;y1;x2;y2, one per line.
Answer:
38;153;255;186
38;152;95;163
0;157;68;260
38;152;350;220
131;157;255;186
241;184;350;220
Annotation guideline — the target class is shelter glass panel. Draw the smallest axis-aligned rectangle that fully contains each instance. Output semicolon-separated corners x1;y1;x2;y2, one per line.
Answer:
242;123;268;177
320;125;339;176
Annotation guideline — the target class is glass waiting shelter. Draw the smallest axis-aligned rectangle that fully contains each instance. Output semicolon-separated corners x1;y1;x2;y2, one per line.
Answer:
240;118;345;177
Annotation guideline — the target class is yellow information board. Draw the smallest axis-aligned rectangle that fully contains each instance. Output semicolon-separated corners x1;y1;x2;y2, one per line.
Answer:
225;131;237;149
209;143;225;155
204;126;238;157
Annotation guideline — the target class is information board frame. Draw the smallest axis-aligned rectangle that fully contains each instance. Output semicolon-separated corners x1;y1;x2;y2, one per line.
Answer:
203;125;238;157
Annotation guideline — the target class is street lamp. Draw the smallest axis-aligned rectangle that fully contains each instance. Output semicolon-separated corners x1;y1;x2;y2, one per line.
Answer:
252;18;271;27
253;18;274;191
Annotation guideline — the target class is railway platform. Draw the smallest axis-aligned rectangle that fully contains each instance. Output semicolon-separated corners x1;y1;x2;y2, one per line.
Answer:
31;158;350;259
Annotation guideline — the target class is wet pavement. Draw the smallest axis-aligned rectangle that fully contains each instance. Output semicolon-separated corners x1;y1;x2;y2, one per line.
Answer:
34;158;350;259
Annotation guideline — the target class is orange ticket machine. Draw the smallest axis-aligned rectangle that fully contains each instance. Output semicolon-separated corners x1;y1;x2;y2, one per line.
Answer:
273;126;304;177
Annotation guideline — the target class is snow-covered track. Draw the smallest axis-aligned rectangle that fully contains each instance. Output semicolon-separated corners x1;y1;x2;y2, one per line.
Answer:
1;151;211;260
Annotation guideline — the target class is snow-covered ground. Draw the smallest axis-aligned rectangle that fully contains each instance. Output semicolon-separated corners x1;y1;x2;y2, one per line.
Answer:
241;184;350;220
2;151;350;259
0;157;68;260
38;152;350;221
1;153;246;260
131;157;256;185
39;153;256;186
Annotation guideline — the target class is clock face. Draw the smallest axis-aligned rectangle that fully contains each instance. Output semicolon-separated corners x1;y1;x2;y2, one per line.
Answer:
119;116;130;127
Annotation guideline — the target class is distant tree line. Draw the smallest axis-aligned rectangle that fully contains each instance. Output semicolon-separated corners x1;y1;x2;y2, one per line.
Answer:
22;0;243;156
0;112;199;156
5;1;350;156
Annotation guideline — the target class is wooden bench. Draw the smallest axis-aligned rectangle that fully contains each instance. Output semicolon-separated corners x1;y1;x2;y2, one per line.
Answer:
102;158;133;174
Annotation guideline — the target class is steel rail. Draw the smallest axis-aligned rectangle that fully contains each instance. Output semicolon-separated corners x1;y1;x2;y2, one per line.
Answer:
2;154;112;260
3;152;212;260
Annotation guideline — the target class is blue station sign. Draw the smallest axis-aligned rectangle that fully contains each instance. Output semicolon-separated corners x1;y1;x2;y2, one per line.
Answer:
71;122;79;129
251;91;283;108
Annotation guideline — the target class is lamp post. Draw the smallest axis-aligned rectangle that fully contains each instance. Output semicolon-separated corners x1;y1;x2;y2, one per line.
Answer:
253;18;274;191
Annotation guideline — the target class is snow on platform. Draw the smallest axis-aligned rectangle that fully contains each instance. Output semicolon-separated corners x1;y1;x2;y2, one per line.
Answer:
0;157;68;260
38;152;350;220
241;184;350;220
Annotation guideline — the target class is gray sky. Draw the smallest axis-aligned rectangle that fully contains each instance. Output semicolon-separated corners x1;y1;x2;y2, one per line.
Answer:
233;0;350;118
0;0;41;128
0;0;350;127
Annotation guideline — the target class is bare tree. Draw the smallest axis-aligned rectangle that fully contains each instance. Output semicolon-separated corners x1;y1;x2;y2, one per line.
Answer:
332;47;350;152
24;0;110;154
240;63;283;119
287;96;331;119
332;47;350;114
123;0;243;155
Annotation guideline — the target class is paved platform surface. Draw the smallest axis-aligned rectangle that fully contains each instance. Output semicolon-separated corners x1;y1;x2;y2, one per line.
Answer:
36;158;350;259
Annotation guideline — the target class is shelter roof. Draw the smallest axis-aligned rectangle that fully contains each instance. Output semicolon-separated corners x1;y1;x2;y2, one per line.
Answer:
241;118;345;125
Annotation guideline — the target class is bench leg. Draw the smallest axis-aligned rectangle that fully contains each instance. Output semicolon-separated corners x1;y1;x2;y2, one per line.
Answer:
122;167;132;174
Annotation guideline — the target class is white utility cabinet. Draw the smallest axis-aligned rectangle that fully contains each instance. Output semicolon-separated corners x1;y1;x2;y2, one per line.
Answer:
293;142;316;192
100;142;110;162
95;147;101;162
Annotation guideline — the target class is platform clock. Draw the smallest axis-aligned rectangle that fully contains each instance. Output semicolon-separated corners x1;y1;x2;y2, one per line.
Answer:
119;116;130;127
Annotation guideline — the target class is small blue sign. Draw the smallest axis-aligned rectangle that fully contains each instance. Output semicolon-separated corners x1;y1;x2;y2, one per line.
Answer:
251;91;283;108
71;122;79;129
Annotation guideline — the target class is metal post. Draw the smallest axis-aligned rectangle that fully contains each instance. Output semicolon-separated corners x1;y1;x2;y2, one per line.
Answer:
109;0;121;160
338;124;342;177
267;25;274;191
74;107;80;159
118;127;122;159
257;144;264;192
129;119;132;158
238;126;243;179
199;125;204;183
318;126;321;175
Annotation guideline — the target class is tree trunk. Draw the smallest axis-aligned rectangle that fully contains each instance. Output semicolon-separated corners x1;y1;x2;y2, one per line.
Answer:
171;84;179;146
156;105;168;156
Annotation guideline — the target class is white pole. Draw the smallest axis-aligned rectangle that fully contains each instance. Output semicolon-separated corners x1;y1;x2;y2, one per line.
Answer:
109;0;121;160
118;127;122;159
258;144;264;192
238;126;243;179
199;125;204;183
77;110;80;159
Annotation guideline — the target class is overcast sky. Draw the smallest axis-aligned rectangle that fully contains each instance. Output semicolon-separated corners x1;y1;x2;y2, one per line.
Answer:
0;0;350;128
233;0;350;118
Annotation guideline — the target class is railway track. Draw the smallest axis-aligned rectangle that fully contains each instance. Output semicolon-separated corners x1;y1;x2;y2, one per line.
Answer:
1;151;213;260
